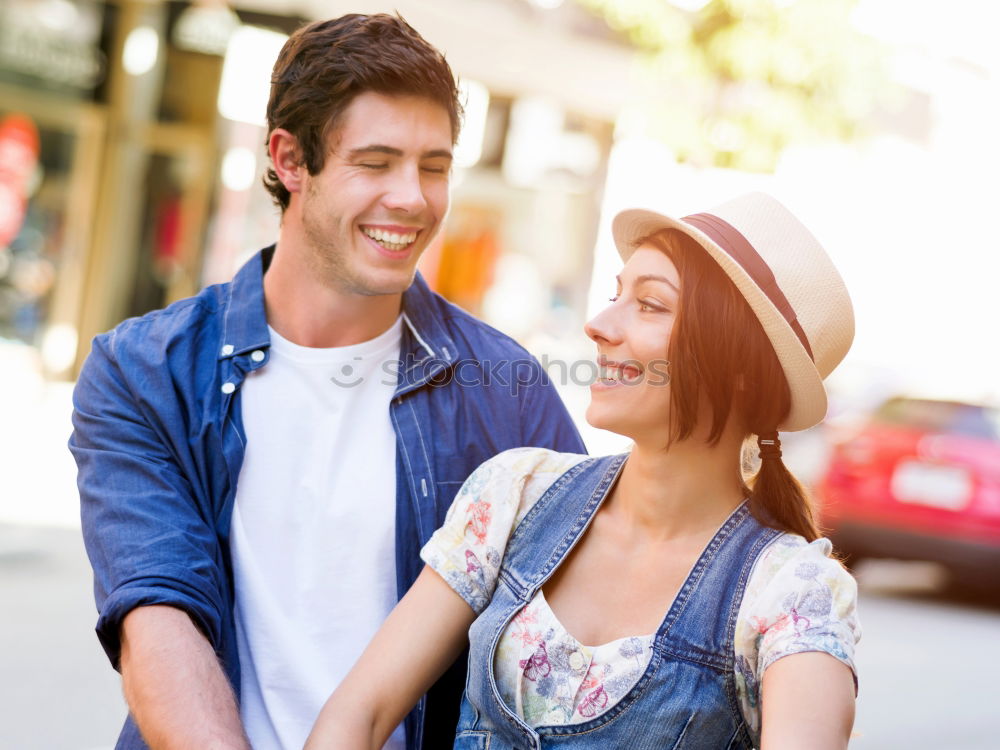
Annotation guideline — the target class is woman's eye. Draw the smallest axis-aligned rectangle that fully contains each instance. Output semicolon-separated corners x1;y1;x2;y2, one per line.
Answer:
639;300;663;312
421;165;448;174
360;163;387;170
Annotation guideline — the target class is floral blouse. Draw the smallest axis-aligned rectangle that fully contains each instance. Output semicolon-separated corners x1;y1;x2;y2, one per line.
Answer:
421;448;860;741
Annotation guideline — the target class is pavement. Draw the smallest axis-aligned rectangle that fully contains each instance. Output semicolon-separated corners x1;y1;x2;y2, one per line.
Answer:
0;523;126;750
849;560;1000;750
1;340;127;749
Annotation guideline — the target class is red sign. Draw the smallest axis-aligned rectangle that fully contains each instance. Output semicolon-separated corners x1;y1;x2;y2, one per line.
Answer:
0;113;40;246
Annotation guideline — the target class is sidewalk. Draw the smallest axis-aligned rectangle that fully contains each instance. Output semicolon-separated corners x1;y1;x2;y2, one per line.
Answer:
0;522;126;750
1;340;80;528
1;340;126;749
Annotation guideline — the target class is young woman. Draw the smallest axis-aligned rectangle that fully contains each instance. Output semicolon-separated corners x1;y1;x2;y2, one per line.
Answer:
306;193;860;749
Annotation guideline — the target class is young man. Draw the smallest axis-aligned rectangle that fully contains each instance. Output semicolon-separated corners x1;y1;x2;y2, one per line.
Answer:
70;14;584;750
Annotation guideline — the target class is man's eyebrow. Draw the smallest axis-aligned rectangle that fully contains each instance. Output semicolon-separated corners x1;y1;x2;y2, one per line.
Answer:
616;273;679;293
349;145;403;158
423;148;453;160
348;145;453;160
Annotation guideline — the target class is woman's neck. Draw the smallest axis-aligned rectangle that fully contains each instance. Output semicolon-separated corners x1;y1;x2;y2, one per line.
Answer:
608;433;747;543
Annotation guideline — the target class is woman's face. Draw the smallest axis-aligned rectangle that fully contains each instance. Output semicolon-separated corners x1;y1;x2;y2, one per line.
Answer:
584;244;679;442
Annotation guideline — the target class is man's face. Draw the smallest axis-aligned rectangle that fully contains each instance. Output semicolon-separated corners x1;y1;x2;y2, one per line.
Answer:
297;91;453;296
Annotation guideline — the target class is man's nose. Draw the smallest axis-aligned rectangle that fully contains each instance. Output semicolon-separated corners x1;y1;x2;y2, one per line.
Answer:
384;165;428;214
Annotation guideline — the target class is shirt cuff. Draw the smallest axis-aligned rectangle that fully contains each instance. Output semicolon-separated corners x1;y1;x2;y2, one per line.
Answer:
95;573;223;670
759;622;860;696
420;535;492;615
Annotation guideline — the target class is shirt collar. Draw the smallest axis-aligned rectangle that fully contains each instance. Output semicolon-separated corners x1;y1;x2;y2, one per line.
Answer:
218;245;272;361
217;246;458;373
399;272;457;365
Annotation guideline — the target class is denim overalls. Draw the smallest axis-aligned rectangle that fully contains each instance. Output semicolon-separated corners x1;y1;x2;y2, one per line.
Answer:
454;454;780;750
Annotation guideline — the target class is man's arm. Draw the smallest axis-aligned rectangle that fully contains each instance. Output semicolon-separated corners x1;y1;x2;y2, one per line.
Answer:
519;362;588;454
121;607;250;750
70;332;243;748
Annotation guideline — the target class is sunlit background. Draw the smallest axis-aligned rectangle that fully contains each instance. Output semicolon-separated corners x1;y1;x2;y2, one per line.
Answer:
2;1;998;748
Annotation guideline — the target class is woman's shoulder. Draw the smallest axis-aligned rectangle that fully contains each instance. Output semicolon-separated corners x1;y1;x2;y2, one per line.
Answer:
421;448;590;613
748;532;854;593
753;531;834;571
739;531;861;659
462;448;590;517
477;446;590;477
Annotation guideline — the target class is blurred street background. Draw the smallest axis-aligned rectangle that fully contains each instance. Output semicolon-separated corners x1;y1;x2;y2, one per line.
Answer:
2;0;999;747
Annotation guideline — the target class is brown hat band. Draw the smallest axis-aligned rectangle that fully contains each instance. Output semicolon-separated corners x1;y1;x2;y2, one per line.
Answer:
682;212;815;362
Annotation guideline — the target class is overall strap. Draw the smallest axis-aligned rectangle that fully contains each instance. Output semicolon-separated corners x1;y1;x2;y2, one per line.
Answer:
498;453;628;600
654;504;781;671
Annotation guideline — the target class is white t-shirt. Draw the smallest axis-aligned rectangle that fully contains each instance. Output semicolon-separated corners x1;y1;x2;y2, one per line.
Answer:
231;317;405;750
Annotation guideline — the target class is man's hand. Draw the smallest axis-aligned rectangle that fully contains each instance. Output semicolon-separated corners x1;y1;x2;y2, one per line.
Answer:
120;606;251;750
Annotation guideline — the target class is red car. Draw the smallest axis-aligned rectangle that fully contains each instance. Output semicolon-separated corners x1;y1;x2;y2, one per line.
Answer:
818;397;1000;584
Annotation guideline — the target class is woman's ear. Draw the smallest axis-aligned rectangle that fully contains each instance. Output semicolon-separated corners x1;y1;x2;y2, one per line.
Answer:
268;128;306;195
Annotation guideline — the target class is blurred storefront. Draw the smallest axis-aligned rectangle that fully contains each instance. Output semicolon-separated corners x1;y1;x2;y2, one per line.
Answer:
0;0;309;377
0;0;636;379
0;0;107;377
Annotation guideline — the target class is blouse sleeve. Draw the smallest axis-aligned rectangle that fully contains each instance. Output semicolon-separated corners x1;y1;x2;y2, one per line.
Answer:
420;447;588;613
733;534;861;734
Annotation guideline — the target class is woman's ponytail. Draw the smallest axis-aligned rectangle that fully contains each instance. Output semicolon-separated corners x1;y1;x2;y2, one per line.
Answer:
747;431;820;542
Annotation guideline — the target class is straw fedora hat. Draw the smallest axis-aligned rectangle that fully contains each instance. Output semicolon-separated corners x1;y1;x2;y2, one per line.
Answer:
611;192;854;432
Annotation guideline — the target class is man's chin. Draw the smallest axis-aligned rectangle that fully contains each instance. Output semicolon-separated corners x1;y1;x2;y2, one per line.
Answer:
350;268;419;297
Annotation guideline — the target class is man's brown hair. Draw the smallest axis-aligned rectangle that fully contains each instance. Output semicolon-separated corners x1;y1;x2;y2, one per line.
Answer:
263;13;463;212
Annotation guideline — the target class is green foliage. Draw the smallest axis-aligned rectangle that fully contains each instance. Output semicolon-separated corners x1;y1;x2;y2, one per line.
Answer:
576;0;889;171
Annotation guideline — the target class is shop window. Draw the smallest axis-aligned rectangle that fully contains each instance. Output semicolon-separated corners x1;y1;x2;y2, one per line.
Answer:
0;114;74;348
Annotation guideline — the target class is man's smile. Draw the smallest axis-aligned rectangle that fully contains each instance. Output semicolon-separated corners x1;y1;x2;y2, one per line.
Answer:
360;224;421;252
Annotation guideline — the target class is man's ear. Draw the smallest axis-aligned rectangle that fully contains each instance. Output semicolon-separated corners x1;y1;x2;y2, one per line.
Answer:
268;128;306;194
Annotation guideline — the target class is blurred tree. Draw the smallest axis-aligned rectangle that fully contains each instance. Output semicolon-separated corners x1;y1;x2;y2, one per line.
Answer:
575;0;889;171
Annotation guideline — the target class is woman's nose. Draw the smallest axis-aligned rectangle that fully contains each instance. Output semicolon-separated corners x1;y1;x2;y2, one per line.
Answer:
584;302;623;345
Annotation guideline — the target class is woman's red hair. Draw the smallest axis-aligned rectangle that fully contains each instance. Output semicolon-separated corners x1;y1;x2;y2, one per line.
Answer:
643;229;820;541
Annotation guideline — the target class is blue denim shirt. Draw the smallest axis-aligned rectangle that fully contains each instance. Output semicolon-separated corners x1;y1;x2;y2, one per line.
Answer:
456;454;779;750
69;246;586;750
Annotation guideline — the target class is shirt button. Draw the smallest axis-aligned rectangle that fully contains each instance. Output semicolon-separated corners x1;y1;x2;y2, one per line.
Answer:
221;382;236;394
569;651;585;671
220;344;234;356
250;349;265;362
